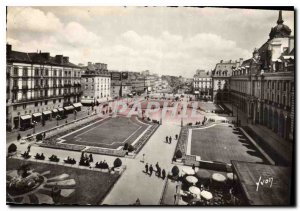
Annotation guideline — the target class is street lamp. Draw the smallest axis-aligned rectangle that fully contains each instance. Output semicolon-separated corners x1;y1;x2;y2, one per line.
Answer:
56;115;60;126
32;121;37;134
236;103;239;127
74;110;77;120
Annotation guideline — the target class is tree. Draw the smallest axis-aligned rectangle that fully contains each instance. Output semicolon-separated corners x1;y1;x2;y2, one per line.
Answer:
8;143;17;153
36;133;43;141
171;165;180;177
175;150;182;159
123;143;129;150
128;144;135;152
113;158;122;168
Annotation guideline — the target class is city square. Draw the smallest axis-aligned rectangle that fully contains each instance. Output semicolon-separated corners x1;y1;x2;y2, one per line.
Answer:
5;6;295;206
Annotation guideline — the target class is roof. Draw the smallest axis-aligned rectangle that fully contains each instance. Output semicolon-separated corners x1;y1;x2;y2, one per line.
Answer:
7;50;80;68
231;160;292;205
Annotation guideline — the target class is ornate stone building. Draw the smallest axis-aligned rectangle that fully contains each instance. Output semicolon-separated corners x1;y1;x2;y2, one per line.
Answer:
230;11;294;141
193;70;213;100
6;44;82;130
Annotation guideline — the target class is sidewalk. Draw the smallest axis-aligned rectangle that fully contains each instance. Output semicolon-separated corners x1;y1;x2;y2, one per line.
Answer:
223;103;293;165
101;122;181;205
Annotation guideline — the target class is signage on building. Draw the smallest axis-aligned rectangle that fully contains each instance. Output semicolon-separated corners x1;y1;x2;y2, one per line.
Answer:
111;72;121;80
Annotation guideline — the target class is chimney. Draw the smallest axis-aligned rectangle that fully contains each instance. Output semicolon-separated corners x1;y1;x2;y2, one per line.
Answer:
55;55;63;64
220;60;223;63
41;52;50;61
95;63;101;69
239;58;243;65
6;44;12;57
288;36;294;53
63;56;69;63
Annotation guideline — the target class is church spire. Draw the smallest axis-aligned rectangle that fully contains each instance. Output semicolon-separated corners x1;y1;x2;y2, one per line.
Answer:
277;10;284;24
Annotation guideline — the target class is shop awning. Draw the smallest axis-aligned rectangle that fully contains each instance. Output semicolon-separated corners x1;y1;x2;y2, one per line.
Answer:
64;106;74;111
20;115;32;120
73;103;82;108
97;98;107;103
32;113;42;117
81;99;94;104
52;109;58;113
58;108;64;112
43;110;52;115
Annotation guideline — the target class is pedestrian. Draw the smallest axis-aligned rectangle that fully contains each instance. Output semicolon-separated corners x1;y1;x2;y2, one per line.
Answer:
149;165;153;176
162;169;166;180
17;133;21;141
89;153;93;162
192;164;195;171
145;163;149;174
157;167;161;178
43;132;46;139
27;144;31;153
175;134;178;140
169;136;172;144
155;162;160;171
165;136;168;143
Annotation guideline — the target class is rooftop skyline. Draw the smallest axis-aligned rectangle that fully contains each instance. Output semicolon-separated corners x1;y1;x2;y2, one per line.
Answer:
7;7;294;77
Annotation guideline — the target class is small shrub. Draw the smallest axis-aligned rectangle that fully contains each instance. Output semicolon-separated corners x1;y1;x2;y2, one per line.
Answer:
36;133;43;141
171;165;180;177
114;158;122;168
175;150;182;159
8;143;17;153
123;143;129;150
128;144;135;152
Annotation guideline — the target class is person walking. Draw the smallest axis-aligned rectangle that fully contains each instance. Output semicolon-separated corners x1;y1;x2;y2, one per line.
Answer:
145;163;149;174
149;165;153;177
192;164;195;171
162;169;166;180
157;167;161;178
27;144;31;153
17;133;21;141
89;153;93;162
165;136;168;143
169;136;172;144
155;162;160;172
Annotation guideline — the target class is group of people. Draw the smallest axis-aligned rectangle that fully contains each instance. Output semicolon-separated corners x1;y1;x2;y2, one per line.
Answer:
49;154;59;162
21;150;31;159
144;162;166;180
35;153;45;160
64;156;76;164
95;160;109;169
79;152;93;167
165;134;178;144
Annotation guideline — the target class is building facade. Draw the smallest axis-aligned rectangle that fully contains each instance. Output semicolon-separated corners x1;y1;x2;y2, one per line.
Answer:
193;69;213;100
212;59;242;102
6;44;82;130
230;11;294;141
81;62;111;105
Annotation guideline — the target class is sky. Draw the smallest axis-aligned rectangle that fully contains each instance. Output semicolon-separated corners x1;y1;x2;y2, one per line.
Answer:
6;7;294;78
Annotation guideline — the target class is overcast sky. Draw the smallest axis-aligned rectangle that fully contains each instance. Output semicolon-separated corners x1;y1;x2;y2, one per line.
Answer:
7;7;294;77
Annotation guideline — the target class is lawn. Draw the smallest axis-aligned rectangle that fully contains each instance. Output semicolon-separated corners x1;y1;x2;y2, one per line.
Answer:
190;124;267;164
61;116;148;149
6;158;120;205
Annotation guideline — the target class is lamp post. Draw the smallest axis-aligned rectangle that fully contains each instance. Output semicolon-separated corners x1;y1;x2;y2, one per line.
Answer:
74;110;77;120
32;121;37;134
56;115;60;126
236;103;239;127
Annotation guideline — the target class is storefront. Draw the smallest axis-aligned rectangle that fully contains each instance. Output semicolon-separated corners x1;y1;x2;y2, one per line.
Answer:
32;112;42;122
20;115;32;131
52;109;58;118
73;103;82;112
64;105;74;115
42;110;52;121
81;99;94;106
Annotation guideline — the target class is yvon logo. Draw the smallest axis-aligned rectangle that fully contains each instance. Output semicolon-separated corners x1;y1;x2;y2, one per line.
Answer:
255;176;273;191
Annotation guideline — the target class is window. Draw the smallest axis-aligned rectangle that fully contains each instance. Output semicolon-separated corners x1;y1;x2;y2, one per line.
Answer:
13;67;18;76
34;68;39;76
45;100;48;105
45;68;49;76
23;67;28;76
23;104;26;109
53;69;57;76
13;105;17;111
35;102;38;107
86;78;88;82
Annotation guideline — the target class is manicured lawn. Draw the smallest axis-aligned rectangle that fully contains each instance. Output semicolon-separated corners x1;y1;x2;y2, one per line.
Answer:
190;124;267;164
62;116;148;149
7;158;120;205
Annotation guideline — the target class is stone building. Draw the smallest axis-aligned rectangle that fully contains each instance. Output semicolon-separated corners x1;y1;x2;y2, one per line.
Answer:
6;44;82;130
193;69;213;100
80;62;111;106
230;10;294;141
212;59;242;102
